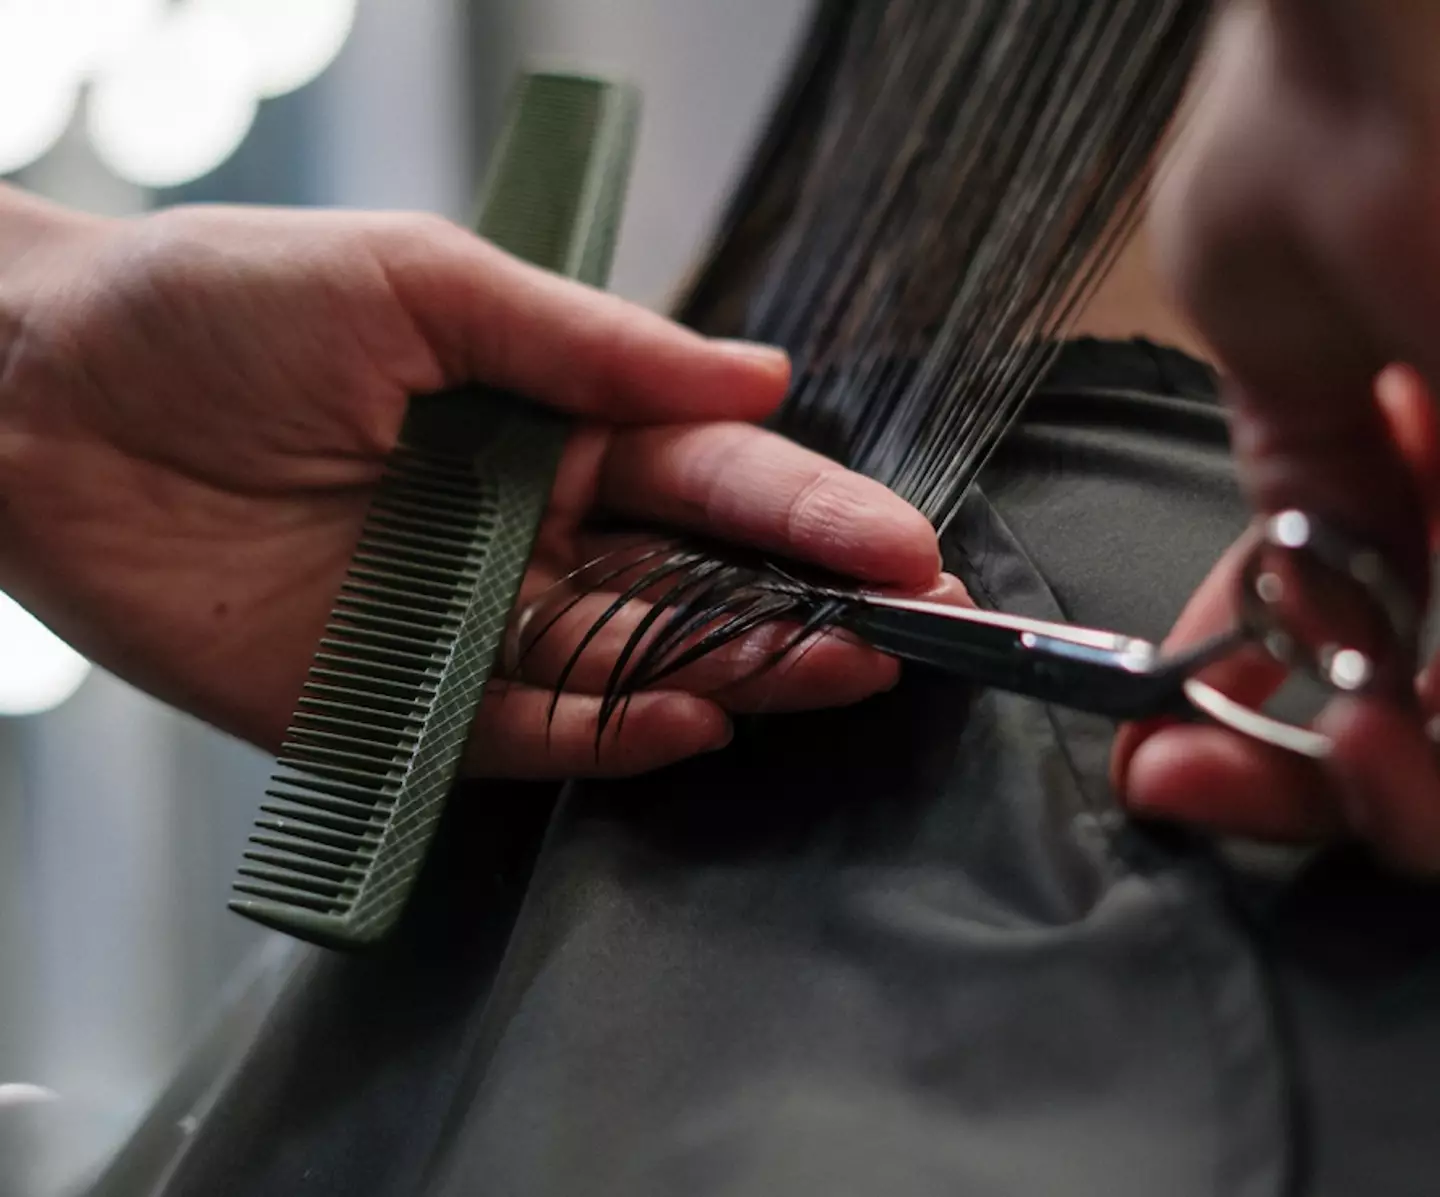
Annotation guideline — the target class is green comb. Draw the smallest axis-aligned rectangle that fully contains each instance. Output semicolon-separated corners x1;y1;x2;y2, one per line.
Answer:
228;72;641;950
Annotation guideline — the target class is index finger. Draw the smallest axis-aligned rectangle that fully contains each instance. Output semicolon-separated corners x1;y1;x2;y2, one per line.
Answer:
1111;535;1343;842
380;222;794;425
597;421;942;589
1112;532;1289;788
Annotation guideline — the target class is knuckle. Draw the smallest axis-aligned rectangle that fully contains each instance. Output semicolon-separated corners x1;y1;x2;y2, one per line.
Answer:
378;209;463;248
688;425;759;520
364;212;475;284
783;468;851;549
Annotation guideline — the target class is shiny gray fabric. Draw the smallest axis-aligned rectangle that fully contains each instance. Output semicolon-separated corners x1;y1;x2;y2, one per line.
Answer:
135;341;1440;1197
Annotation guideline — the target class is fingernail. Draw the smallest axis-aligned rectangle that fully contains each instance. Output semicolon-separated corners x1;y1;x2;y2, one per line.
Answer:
913;572;967;603
714;339;790;372
1110;718;1182;801
935;572;969;600
707;717;736;752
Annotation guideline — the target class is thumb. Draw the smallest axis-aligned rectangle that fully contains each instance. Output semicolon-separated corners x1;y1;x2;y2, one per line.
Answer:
1169;211;1430;601
1146;12;1430;599
1375;363;1440;544
373;215;792;425
1224;353;1431;612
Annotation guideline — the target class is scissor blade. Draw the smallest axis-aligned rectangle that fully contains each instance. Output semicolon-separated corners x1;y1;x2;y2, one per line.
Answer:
835;595;1196;720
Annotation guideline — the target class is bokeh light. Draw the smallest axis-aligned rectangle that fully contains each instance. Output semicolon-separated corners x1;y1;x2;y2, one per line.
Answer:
0;1084;60;1107
63;0;168;75
0;0;357;186
0;591;91;717
0;1;82;175
87;4;260;189
193;0;358;99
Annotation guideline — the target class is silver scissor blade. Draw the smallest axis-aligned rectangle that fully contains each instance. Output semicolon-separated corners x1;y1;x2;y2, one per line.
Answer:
837;594;1144;654
832;594;1211;720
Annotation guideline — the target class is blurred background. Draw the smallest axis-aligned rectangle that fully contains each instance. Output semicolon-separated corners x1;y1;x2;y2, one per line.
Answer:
0;0;815;1191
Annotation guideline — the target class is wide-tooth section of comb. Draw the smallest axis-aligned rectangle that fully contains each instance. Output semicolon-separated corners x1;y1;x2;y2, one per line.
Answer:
230;73;640;949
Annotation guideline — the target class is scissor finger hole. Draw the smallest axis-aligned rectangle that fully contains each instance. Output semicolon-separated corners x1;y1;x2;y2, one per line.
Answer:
1181;639;1346;761
1240;511;1421;695
1182;677;1332;760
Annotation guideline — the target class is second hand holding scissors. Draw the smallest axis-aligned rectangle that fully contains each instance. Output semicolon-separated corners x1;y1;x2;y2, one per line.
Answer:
813;510;1423;761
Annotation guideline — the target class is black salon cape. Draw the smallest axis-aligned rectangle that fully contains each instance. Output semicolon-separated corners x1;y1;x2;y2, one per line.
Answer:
116;342;1440;1197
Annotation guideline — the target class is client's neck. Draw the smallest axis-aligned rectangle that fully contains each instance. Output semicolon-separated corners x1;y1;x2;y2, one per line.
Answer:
1069;217;1213;367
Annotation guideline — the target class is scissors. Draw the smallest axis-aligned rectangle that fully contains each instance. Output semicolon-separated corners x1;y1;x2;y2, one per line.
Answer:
818;510;1423;760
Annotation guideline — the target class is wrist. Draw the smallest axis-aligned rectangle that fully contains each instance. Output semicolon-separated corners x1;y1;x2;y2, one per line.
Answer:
0;187;106;592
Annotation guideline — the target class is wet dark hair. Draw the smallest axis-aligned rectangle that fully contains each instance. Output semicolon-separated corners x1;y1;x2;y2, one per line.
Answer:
532;0;1214;740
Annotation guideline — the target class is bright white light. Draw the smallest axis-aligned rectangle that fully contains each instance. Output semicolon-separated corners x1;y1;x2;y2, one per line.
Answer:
0;1083;60;1107
0;1;82;175
60;0;168;75
0;592;91;717
86;5;259;189
192;0;358;98
4;0;357;187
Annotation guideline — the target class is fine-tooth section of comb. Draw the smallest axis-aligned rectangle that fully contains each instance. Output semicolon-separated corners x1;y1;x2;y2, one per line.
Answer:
230;72;641;950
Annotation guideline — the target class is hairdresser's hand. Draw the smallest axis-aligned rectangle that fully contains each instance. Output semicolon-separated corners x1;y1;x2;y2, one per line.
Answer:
0;193;944;779
1116;1;1440;868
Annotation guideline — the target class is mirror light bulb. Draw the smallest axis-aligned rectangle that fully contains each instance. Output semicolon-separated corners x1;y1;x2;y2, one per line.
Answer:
87;4;259;189
191;0;358;99
0;1;82;175
0;591;91;717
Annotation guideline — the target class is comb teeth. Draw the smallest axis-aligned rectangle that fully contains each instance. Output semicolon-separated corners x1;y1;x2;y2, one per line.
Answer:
233;449;498;928
229;71;640;950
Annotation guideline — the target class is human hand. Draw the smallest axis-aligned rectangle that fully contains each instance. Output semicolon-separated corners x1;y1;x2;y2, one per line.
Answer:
1117;0;1440;868
0;192;943;778
1113;365;1440;870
